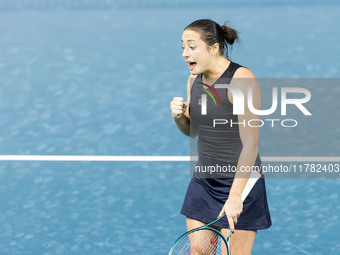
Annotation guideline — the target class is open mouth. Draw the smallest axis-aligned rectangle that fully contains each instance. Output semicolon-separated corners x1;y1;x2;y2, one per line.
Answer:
188;62;197;70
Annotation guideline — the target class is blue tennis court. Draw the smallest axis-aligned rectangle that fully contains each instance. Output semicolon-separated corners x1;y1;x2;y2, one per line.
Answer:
0;1;339;254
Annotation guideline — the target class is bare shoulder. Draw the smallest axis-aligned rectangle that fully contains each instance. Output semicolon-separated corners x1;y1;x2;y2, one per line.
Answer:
185;74;198;119
233;67;256;79
231;67;258;90
187;73;198;88
186;73;198;101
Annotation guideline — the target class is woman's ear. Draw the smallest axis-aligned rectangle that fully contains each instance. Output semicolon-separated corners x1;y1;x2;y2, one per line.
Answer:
209;43;220;56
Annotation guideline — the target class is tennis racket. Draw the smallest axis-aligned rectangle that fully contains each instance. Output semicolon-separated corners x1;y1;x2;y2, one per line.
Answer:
169;213;231;255
169;171;261;255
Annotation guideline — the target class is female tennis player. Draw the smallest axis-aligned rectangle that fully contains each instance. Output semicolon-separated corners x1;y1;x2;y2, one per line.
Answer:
170;19;272;254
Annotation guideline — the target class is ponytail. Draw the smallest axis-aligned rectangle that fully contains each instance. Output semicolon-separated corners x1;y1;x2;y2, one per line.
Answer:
220;21;239;46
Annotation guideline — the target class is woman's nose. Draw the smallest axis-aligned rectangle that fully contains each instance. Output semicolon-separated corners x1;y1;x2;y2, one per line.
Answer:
182;47;189;58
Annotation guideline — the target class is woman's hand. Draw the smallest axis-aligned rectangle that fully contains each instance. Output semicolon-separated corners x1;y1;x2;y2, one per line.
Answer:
170;97;187;120
218;194;243;233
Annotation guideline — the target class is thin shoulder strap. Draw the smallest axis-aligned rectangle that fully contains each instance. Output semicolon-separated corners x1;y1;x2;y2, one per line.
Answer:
223;61;244;79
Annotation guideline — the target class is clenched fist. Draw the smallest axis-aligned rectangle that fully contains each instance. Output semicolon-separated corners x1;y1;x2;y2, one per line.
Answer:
170;97;188;120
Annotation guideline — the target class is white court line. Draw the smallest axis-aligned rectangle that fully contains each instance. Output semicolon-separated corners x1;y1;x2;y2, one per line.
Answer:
0;155;191;161
0;155;339;162
0;155;336;197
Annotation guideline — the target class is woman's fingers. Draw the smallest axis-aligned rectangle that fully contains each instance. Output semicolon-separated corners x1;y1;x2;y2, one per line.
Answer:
170;97;187;119
217;208;224;218
170;98;185;108
226;211;241;234
227;215;235;234
218;207;239;234
233;216;238;225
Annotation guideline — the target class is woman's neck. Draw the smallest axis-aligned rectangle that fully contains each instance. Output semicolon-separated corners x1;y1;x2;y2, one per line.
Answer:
202;57;230;83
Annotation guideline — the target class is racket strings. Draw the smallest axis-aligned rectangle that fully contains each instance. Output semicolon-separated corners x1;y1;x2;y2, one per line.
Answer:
171;229;228;254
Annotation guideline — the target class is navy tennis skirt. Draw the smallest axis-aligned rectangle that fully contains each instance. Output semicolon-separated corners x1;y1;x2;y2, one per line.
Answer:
180;159;272;230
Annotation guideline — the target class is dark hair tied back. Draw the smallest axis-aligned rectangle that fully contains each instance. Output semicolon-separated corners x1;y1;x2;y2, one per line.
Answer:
185;19;239;58
220;21;239;46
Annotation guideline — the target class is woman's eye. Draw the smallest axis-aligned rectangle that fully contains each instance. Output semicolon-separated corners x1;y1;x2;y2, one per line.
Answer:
190;47;195;50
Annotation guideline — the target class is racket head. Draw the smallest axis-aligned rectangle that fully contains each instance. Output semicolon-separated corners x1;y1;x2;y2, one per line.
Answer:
169;227;230;255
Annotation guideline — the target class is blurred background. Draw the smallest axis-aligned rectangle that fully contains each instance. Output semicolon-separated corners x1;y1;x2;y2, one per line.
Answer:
0;0;339;254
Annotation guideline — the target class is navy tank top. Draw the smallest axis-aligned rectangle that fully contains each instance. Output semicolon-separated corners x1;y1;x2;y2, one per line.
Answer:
189;61;261;175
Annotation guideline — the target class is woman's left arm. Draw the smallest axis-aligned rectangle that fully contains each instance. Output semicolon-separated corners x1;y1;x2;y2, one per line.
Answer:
218;67;261;233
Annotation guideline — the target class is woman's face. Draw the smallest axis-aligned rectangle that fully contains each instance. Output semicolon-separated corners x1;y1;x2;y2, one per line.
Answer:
182;29;213;75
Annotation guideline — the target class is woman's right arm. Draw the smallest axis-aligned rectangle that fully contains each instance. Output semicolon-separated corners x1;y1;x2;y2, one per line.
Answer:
170;74;198;137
